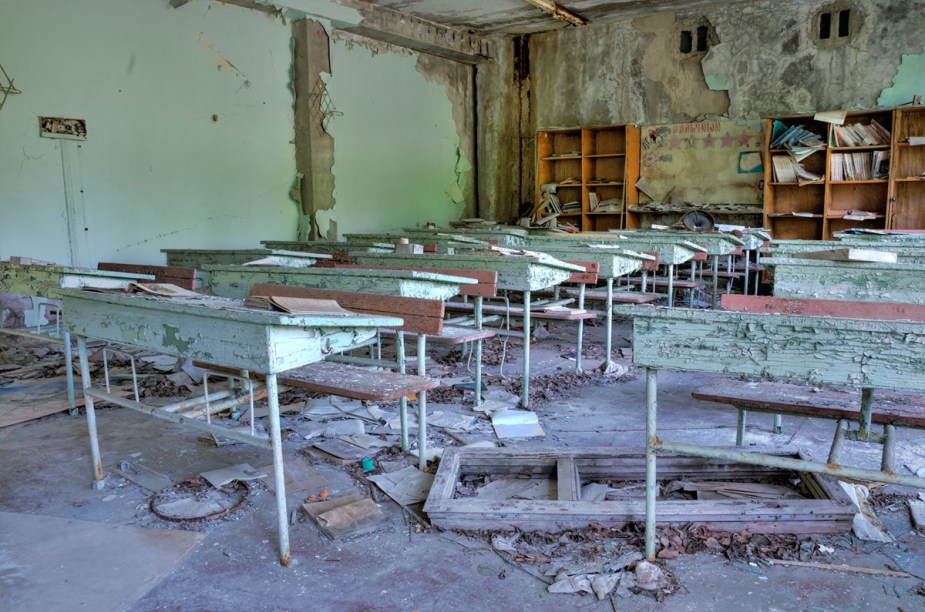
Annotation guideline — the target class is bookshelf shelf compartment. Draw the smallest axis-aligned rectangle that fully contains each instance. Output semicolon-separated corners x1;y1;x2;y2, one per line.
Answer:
763;106;925;238
536;124;640;232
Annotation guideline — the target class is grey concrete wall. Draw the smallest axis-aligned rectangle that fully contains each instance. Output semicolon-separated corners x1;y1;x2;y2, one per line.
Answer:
478;0;925;220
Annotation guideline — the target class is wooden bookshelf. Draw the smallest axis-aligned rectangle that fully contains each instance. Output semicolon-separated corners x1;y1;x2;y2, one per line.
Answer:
762;107;925;239
536;124;640;232
889;106;925;230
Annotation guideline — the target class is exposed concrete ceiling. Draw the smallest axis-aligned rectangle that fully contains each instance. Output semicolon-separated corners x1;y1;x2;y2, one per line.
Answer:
366;0;755;35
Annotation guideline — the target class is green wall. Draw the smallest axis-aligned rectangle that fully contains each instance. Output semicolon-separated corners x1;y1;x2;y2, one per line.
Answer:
318;34;468;236
0;0;298;266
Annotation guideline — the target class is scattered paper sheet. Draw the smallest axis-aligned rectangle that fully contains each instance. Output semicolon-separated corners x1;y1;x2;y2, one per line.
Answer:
491;409;545;439
257;458;327;495
368;466;434;505
200;463;266;488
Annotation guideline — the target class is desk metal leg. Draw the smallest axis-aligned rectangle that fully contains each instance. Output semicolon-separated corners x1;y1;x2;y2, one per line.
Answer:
736;409;747;446
474;296;483;410
265;373;291;567
575;284;585;373
77;337;105;489
645;367;658;562
522;291;531;409
711;257;719;308
396;331;409;451
743;252;751;296
417;335;428;471
667;265;674;307
604;278;614;371
63;331;77;415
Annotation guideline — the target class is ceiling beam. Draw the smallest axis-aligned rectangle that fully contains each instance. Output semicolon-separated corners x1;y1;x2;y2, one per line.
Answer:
217;0;494;63
522;0;587;27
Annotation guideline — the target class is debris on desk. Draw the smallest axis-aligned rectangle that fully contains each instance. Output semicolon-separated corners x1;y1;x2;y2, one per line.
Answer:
200;463;267;489
302;493;387;539
368;465;434;506
256;457;328;496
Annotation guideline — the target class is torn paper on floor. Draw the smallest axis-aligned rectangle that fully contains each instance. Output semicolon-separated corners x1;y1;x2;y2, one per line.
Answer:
491;409;545;439
368;466;434;505
200;464;266;488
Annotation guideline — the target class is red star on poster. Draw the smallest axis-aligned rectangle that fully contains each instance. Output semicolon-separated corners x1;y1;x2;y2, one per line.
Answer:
737;132;752;146
669;136;681;149
703;134;716;148
721;133;735;148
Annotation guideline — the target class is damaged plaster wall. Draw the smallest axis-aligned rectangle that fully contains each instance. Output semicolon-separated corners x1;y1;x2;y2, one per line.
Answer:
478;0;925;218
313;32;474;237
0;0;297;264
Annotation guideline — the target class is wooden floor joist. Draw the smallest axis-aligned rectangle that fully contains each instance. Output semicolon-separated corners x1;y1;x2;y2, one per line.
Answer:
424;447;855;534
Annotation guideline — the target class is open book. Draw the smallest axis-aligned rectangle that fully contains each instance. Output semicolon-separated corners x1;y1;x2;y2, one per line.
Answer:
243;295;353;315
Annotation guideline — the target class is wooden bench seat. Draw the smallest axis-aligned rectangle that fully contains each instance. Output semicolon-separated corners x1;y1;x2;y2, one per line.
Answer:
444;300;597;321
98;262;198;290
693;377;925;429
700;270;743;279
279;361;438;401
625;277;701;289
560;287;659;304
381;325;495;344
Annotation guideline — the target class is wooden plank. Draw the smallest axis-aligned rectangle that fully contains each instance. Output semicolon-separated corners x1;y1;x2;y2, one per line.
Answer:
721;294;925;322
562;287;658;304
425;448;853;533
693;377;925;428
444;301;596;321
62;291;396;374
324;264;498;297
208;266;471;301
280;361;438;401
617;304;925;392
381;325;495;345
556;457;580;502
764;257;925;304
98;262;197;289
793;248;898;264
352;252;583;292
251;283;444;335
563;260;599;284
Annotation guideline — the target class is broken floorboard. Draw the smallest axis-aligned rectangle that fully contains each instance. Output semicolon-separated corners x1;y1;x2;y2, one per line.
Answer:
424;447;854;534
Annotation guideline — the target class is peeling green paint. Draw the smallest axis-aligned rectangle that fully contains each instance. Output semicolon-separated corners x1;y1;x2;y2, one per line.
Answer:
878;47;925;107
163;324;194;353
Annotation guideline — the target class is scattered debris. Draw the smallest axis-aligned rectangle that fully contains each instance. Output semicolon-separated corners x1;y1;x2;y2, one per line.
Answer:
256;458;327;496
112;459;173;493
199;464;266;489
368;465;433;506
150;478;249;522
303;493;387;539
490;409;545;439
767;559;912;578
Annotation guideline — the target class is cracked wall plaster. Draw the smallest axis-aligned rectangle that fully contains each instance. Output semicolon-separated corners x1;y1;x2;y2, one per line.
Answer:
478;0;925;219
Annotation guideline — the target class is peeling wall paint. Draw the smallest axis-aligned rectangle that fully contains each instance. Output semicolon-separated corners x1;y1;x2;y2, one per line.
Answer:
0;0;297;264
478;0;925;219
318;32;473;236
878;47;925;107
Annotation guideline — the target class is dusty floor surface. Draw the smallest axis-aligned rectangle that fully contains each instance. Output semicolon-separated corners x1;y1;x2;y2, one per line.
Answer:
2;318;925;611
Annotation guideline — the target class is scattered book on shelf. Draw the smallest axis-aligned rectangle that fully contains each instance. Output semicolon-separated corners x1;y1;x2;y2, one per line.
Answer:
831;151;887;181
830;121;891;147
907;136;925;146
588;192;600;212
770;124;825;150
595;198;623;212
561;200;581;214
771;155;822;184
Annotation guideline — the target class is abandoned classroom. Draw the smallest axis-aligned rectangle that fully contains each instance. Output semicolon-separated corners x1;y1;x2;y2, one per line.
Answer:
3;0;925;610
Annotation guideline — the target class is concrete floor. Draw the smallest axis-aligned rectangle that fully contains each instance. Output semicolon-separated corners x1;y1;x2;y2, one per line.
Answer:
2;319;925;611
